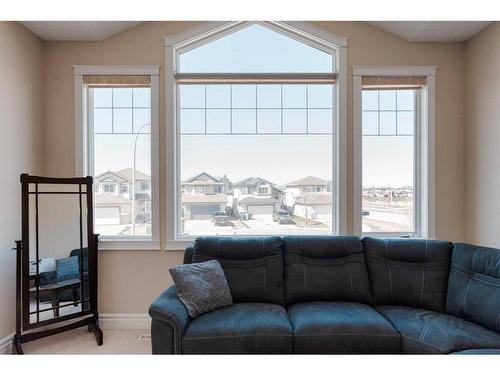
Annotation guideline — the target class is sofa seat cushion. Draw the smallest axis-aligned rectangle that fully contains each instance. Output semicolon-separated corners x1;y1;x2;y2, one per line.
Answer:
451;349;500;355
182;303;292;354
376;305;500;354
287;301;401;353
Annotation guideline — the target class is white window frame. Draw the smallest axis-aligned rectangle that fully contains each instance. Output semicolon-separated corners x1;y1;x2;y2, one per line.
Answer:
164;21;348;249
73;65;161;250
352;66;437;238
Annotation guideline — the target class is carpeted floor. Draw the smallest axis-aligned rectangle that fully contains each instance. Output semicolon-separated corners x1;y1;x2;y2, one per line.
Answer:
21;329;151;354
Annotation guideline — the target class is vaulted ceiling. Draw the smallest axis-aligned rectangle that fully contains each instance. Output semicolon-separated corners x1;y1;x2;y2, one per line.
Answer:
20;21;493;42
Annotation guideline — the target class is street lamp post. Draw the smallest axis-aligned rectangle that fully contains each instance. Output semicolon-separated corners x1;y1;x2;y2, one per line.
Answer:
132;123;151;235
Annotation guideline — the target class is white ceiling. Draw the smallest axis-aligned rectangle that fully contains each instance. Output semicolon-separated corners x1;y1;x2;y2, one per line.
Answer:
368;21;493;42
20;21;143;41
20;21;493;42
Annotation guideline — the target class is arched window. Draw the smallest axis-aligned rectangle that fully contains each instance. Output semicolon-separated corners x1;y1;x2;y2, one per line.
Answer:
165;22;347;243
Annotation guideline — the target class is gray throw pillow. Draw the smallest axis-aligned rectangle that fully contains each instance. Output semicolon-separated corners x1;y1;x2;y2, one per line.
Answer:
169;260;233;319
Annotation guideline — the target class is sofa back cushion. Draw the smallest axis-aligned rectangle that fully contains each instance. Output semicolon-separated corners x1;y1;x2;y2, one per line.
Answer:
363;237;453;312
192;236;285;305
446;243;500;333
283;236;372;305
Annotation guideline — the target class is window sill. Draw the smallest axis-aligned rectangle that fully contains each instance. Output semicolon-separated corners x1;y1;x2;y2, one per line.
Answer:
98;239;161;251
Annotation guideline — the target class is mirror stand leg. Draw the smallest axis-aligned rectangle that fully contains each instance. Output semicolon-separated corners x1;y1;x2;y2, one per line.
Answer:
12;334;23;355
89;319;103;346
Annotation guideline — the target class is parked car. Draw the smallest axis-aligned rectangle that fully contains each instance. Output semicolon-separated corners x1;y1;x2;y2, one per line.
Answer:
212;211;230;226
362;210;370;216
273;210;294;224
239;211;251;221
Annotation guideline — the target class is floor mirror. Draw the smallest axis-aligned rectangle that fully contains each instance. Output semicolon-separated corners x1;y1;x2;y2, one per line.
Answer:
13;174;102;354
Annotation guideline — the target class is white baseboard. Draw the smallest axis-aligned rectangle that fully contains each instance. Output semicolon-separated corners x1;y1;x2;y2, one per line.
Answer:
98;313;151;331
0;314;151;354
0;333;13;355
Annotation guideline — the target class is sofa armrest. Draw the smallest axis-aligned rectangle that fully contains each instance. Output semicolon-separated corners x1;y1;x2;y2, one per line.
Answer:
149;285;189;354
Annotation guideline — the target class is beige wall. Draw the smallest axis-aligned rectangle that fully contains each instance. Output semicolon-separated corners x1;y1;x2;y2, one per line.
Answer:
40;21;467;315
0;22;43;339
465;23;500;247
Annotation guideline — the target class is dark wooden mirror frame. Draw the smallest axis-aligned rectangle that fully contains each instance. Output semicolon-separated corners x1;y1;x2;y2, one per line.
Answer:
13;174;103;354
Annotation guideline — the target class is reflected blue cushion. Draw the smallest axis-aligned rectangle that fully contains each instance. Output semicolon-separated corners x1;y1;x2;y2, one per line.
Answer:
56;256;80;281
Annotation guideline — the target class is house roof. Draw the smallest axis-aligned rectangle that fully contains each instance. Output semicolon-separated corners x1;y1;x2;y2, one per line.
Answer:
295;193;332;205
183;172;227;186
182;194;227;204
234;176;273;186
94;194;131;205
285;176;329;187
239;197;280;205
95;168;150;183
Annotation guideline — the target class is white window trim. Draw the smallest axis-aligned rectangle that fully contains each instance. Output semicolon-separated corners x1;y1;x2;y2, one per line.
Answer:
164;21;348;249
352;65;437;238
73;64;161;250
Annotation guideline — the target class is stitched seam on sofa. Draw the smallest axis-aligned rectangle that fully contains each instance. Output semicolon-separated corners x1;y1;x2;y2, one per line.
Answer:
346;263;354;298
287;253;366;266
463;278;472;313
421;241;428;304
183;334;293;340
294;333;400;337
402;334;448;351
496;310;500;330
419;314;442;341
193;254;282;267
263;261;267;299
384;240;393;300
451;265;500;286
367;256;450;270
149;308;183;353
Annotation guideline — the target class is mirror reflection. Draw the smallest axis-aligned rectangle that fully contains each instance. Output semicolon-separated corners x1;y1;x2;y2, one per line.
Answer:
28;183;90;324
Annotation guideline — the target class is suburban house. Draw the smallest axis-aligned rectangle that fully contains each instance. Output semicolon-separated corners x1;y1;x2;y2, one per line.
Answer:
283;176;331;208
232;177;284;216
94;168;151;225
293;192;332;220
181;172;229;219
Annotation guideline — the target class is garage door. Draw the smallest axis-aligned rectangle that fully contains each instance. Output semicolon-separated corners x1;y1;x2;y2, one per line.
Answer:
191;205;221;220
247;205;274;216
95;207;120;225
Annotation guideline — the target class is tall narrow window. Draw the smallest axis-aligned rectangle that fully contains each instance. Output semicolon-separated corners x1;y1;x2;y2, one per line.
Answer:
173;24;339;238
362;88;417;234
86;75;153;238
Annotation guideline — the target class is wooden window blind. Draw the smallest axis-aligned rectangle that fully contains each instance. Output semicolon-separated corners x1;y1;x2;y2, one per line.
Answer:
361;76;426;90
83;75;150;87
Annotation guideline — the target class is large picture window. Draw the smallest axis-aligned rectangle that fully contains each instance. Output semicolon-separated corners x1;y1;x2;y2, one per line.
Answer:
168;22;345;239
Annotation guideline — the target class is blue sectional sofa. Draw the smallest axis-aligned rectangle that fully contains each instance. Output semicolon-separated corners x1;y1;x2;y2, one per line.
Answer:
149;236;500;354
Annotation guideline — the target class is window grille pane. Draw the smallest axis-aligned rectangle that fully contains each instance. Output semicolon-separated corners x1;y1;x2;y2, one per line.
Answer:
207;109;231;133
94;88;112;107
308;85;333;108
397;90;414;111
308;109;332;133
133;88;150;107
257;109;281;133
362;91;378;111
379;112;397;135
180;109;205;134
283;85;306;108
283;109;307;133
379;90;396;111
113;88;133;107
94;108;112;133
232;109;256;133
113;108;133;133
397;112;414;135
207;85;230;108
257;85;281;108
180;85;205;108
232;85;256;108
362;112;378;135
